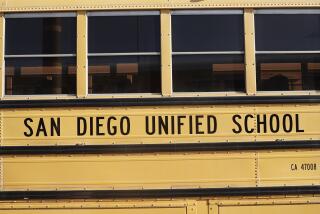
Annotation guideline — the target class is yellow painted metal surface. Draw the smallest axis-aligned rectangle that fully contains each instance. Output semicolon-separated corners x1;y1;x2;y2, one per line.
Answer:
2;152;256;190
1;150;319;190
0;200;189;214
76;11;88;98
0;197;319;214
1;0;320;12
161;10;172;97
0;2;319;214
258;151;320;186
244;9;256;96
210;197;320;214
1;104;319;145
220;204;320;214
0;209;186;214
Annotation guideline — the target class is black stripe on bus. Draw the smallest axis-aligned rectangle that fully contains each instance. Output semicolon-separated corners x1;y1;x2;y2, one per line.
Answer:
0;186;319;200
1;96;320;108
1;140;320;155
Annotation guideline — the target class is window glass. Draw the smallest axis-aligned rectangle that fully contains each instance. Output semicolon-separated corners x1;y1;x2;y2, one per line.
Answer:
5;57;76;95
255;11;320;91
257;54;320;91
5;15;76;95
88;56;160;93
255;14;320;51
173;55;244;92
172;11;245;92
6;17;76;55
88;13;161;94
89;16;160;53
172;14;244;52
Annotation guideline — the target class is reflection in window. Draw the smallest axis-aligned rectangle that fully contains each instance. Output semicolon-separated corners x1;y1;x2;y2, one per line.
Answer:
257;54;320;91
255;10;320;91
172;11;245;92
173;55;244;92
88;56;160;93
5;14;76;95
88;12;161;94
260;63;301;91
307;63;320;89
5;58;76;95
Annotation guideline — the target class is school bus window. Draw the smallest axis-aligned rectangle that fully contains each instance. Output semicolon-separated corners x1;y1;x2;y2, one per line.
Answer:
4;13;76;95
172;10;245;92
88;11;161;94
255;10;320;91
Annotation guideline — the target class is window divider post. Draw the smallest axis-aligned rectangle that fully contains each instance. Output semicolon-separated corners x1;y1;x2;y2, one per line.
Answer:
244;9;257;95
77;11;88;98
161;10;173;96
0;14;4;99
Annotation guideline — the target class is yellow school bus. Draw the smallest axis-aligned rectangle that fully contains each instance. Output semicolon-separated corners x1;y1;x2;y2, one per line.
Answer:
0;0;319;213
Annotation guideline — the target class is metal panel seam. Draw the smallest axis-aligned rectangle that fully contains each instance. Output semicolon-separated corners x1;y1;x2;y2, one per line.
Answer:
2;3;320;12
0;111;2;191
255;152;260;187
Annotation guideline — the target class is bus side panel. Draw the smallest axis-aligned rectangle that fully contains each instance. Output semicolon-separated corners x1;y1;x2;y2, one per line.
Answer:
1;104;320;146
219;204;320;214
2;150;320;191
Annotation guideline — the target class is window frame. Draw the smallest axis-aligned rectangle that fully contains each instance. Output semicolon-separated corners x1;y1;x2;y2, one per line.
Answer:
171;9;245;56
0;8;319;100
86;10;162;96
3;12;77;97
254;9;320;95
171;9;246;95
